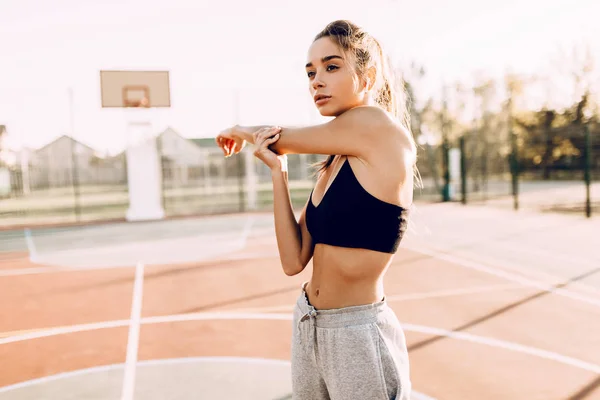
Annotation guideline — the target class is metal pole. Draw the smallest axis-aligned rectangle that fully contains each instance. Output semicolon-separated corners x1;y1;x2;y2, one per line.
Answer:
460;135;467;204
584;125;592;218
507;86;519;211
68;87;81;221
156;135;167;213
510;133;519;211
441;85;451;202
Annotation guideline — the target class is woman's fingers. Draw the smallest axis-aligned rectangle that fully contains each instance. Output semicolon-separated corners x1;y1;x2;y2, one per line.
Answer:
227;139;236;157
257;132;279;149
265;133;280;144
254;133;280;159
217;136;231;157
254;126;281;142
221;138;228;156
231;140;240;155
257;127;281;144
217;137;227;156
219;126;280;159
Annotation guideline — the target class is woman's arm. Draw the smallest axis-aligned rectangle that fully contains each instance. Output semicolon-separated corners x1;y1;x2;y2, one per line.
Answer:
270;167;314;276
225;106;398;159
249;127;314;276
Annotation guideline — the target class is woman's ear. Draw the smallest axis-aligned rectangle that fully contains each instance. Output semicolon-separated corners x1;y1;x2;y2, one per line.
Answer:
364;66;377;91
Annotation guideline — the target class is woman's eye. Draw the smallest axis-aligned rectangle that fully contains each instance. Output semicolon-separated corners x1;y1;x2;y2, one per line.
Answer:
307;71;315;78
327;65;338;71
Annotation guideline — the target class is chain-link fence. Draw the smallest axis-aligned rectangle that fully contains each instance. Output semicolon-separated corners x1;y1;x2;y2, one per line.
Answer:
0;162;128;227
0;140;325;228
1;122;597;229
421;121;599;216
159;146;322;217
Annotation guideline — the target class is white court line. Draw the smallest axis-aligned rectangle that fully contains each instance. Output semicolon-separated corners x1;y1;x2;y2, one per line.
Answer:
241;215;256;243
410;240;600;297
385;283;526;302
0;249;274;278
2;284;523;338
0;320;130;344
222;283;528;314
0;363;118;393
402;322;600;374
23;228;38;263
0;252;255;277
0;356;437;399
121;261;145;400
0;266;61;277
143;313;600;374
0;357;291;394
2;312;600;375
0;283;524;340
410;245;600;308
411;392;438;400
141;356;291;366
484;238;600;271
0;221;263;278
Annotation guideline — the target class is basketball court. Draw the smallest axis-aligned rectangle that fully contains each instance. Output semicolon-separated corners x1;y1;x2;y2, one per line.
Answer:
0;202;599;399
1;70;600;400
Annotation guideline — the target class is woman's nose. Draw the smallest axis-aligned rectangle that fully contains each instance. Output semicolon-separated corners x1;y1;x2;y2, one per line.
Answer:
312;77;325;90
311;72;325;90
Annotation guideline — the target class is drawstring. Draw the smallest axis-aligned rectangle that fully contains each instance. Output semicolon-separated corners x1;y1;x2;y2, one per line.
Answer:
298;308;318;366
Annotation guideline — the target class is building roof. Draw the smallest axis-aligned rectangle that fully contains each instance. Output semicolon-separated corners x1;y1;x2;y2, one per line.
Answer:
36;134;96;153
158;127;218;149
189;138;219;148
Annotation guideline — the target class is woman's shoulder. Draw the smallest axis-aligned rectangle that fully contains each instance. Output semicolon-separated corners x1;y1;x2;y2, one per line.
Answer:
355;107;415;151
342;105;389;123
346;105;408;130
339;106;416;162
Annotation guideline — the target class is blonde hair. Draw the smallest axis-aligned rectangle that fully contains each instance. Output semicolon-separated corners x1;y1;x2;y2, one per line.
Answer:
310;20;415;175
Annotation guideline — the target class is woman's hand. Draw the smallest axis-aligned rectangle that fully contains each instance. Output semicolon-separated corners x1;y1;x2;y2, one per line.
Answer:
216;125;246;157
253;126;286;171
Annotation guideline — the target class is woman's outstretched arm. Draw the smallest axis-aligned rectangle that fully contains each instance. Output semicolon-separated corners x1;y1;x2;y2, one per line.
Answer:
217;106;401;159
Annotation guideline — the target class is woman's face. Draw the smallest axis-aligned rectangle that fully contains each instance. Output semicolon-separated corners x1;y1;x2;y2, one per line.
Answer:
305;37;370;117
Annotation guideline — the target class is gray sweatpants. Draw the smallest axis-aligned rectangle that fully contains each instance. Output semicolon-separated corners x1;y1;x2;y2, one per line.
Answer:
291;283;411;400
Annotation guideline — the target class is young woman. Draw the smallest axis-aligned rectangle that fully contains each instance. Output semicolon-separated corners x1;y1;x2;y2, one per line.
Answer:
216;20;416;400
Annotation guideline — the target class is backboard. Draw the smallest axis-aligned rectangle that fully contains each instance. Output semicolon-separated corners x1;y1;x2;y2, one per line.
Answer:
100;70;171;108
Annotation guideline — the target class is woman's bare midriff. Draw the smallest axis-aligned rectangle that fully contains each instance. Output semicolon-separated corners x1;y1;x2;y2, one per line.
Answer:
304;244;394;310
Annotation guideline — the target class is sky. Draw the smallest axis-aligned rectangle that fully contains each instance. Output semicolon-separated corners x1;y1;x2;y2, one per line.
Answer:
0;0;598;156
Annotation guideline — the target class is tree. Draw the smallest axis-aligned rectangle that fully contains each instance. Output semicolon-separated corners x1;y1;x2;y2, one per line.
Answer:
546;42;596;116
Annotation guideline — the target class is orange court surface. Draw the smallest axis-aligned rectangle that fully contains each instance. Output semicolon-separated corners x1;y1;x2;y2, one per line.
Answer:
1;202;599;400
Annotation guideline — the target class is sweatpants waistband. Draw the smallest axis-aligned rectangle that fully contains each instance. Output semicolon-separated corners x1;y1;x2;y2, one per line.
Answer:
295;282;390;329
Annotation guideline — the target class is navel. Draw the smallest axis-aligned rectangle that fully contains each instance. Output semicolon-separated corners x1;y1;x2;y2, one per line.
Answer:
315;288;320;297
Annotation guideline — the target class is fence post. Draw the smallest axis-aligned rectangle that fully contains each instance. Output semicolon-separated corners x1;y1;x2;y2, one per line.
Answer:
510;131;519;211
237;152;245;212
506;81;519;211
441;85;451;202
70;139;81;221
442;139;451;202
584;125;592;218
460;135;467;204
156;136;167;213
68;89;81;222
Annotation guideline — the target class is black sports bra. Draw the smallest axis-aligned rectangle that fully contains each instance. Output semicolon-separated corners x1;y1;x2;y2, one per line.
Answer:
305;158;410;254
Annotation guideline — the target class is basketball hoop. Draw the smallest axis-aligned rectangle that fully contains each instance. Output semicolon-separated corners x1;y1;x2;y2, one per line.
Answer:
99;70;170;108
98;70;170;222
123;85;151;108
125;97;150;108
138;97;150;107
